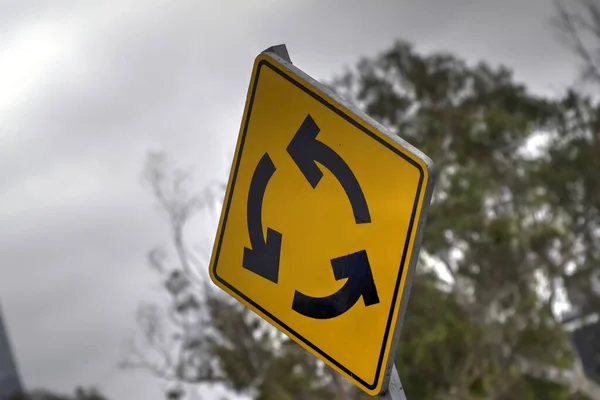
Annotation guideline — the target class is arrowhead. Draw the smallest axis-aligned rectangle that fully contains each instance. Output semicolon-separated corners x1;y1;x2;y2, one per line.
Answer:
242;227;282;284
286;114;323;188
330;250;380;306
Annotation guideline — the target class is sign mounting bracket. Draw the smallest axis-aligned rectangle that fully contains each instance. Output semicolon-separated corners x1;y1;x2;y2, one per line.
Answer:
379;365;407;400
262;44;292;64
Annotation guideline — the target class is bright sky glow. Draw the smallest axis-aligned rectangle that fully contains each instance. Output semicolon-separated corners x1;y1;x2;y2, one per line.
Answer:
0;20;69;115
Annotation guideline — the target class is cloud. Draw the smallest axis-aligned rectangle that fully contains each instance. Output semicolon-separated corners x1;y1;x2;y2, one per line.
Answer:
0;0;581;399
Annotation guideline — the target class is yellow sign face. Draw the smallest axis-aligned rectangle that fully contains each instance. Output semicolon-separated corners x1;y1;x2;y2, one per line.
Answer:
209;51;434;396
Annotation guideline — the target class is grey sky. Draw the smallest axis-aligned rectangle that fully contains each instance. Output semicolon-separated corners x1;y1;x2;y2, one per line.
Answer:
0;0;581;399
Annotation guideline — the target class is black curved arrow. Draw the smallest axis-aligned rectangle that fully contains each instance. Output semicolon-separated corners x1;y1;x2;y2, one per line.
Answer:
291;250;380;319
286;114;371;224
242;153;282;284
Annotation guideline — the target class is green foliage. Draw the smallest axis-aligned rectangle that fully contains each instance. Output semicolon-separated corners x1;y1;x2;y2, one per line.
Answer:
334;40;583;398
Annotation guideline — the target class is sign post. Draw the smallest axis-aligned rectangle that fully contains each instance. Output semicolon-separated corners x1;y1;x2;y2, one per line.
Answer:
208;44;435;398
381;366;406;400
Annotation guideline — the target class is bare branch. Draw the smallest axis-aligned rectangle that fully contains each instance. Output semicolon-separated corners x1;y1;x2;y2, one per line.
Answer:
120;151;232;396
518;355;600;399
555;0;600;84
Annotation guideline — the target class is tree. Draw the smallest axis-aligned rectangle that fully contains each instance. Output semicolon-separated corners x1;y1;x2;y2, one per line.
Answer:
119;151;227;399
333;40;600;399
533;90;600;397
537;91;600;316
123;41;600;399
553;1;600;318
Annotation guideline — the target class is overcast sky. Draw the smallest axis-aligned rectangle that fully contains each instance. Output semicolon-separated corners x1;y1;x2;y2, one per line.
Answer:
0;0;582;399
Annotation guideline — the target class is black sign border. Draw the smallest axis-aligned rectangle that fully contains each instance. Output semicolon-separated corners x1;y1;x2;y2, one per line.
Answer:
211;58;425;392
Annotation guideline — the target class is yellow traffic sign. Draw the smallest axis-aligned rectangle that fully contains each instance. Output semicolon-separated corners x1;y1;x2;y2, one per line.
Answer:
209;47;435;396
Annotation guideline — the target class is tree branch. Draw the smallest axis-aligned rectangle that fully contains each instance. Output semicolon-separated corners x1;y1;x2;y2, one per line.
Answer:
555;0;600;84
518;355;600;399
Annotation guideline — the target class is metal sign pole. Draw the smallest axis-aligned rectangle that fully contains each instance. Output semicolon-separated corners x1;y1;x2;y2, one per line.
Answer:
379;365;407;400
